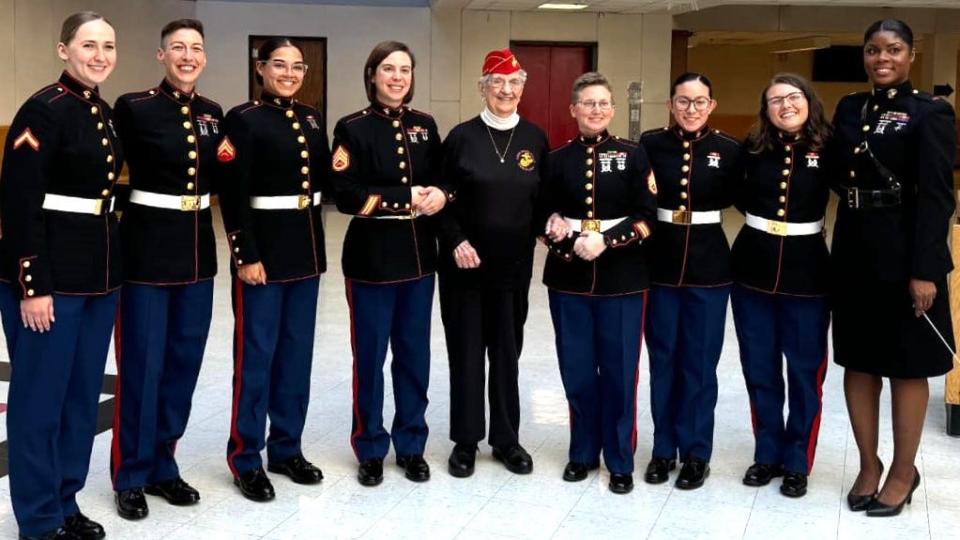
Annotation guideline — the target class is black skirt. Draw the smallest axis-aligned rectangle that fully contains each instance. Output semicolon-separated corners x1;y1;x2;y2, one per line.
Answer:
832;278;954;378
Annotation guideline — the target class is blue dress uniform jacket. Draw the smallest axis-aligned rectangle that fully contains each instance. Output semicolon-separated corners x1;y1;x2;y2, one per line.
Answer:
113;79;222;284
641;126;742;286
731;136;831;296
218;92;330;281
830;81;956;378
0;72;123;297
831;82;955;284
330;105;444;283
542;132;658;295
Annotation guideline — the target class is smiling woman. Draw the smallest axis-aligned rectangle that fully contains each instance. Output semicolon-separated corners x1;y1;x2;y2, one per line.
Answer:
730;73;833;500
0;10;124;540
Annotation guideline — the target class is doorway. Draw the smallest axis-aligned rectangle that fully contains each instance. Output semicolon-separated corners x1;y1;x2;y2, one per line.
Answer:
248;35;327;120
511;42;596;148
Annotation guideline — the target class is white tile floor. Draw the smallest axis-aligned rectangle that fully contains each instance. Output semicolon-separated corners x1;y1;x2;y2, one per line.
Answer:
1;207;959;539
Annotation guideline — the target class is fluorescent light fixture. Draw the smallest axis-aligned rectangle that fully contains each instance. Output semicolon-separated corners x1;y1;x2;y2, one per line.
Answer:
538;2;589;10
769;37;831;54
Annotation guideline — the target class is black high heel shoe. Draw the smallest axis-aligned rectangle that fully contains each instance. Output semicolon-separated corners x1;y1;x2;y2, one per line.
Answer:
847;458;884;512
866;466;920;517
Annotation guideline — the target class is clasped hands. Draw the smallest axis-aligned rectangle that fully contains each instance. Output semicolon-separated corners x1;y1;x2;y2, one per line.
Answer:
545;213;606;261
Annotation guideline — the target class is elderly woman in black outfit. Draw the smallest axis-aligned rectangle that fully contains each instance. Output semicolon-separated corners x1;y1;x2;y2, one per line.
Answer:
831;19;956;517
439;49;548;478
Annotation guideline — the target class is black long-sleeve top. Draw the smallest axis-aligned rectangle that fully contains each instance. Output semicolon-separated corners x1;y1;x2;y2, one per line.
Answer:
331;104;444;283
541;131;658;296
641;126;743;287
114;79;222;285
830;81;956;285
0;72;124;298
731;134;831;296
437;116;549;290
217;91;330;282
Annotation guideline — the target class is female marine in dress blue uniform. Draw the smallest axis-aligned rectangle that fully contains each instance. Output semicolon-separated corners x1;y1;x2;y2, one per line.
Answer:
542;72;658;494
0;12;120;540
641;73;742;489
832;19;956;517
110;19;220;519
731;74;833;499
331;41;447;487
219;37;329;502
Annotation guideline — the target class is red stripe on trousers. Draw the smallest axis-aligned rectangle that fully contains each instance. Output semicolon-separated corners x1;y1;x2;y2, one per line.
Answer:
110;298;123;487
805;351;829;473
631;291;649;452
345;279;364;460
227;278;246;476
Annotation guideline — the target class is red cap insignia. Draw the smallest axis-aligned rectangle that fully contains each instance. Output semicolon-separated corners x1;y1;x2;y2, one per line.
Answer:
482;49;522;76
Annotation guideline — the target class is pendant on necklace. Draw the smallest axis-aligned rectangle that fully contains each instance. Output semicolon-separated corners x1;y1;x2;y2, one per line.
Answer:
500;158;505;163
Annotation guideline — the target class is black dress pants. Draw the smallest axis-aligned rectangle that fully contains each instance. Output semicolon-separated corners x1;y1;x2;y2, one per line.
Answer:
439;275;529;448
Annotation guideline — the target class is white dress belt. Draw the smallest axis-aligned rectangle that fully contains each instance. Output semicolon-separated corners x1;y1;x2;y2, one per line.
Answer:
563;216;627;233
745;212;824;237
42;193;115;215
130;190;211;211
656;208;722;225
250;192;321;210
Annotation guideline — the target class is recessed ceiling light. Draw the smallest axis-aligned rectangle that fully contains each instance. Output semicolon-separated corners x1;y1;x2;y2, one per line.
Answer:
538;2;589;10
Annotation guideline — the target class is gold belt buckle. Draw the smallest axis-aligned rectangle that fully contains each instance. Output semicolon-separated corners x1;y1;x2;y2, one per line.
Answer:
766;220;788;236
581;219;601;232
93;199;105;216
671;210;691;224
180;195;200;211
298;194;312;210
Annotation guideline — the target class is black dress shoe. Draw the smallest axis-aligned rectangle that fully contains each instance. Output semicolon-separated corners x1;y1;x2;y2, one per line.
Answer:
492;445;533;474
562;462;599;482
780;472;808;498
268;455;323;485
357;458;384;487
19;528;79;540
742;463;785;487
609;473;634;494
675;459;710;490
848;458;884;512
866;466;921;517
643;458;677;485
115;488;149;520
397;455;430;482
64;512;105;540
144;477;200;506
448;444;477;478
233;467;276;502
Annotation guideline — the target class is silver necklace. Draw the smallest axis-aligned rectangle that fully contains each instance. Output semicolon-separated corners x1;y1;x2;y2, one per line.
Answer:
486;124;516;164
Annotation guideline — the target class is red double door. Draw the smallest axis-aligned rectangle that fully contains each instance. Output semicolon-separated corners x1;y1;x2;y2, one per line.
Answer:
513;44;595;149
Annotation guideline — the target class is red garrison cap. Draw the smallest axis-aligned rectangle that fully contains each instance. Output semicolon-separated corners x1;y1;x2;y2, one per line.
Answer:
482;49;521;76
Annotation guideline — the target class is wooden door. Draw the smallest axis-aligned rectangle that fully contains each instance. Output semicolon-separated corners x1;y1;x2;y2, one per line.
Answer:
512;43;595;148
249;36;327;119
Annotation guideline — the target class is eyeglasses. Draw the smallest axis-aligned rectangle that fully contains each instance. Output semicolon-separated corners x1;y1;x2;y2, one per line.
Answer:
577;100;614;111
488;77;524;90
673;96;712;111
262;60;308;75
767;91;805;109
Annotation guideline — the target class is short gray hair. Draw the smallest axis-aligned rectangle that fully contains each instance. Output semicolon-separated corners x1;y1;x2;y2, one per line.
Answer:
571;72;613;105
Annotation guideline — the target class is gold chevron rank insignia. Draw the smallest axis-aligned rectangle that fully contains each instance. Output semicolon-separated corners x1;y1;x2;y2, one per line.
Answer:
12;128;40;152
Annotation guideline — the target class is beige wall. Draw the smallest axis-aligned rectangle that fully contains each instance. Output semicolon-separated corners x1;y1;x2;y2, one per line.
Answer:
0;0;193;124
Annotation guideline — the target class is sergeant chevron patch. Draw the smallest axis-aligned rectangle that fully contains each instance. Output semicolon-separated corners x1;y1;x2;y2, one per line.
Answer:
217;137;236;162
332;145;350;172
